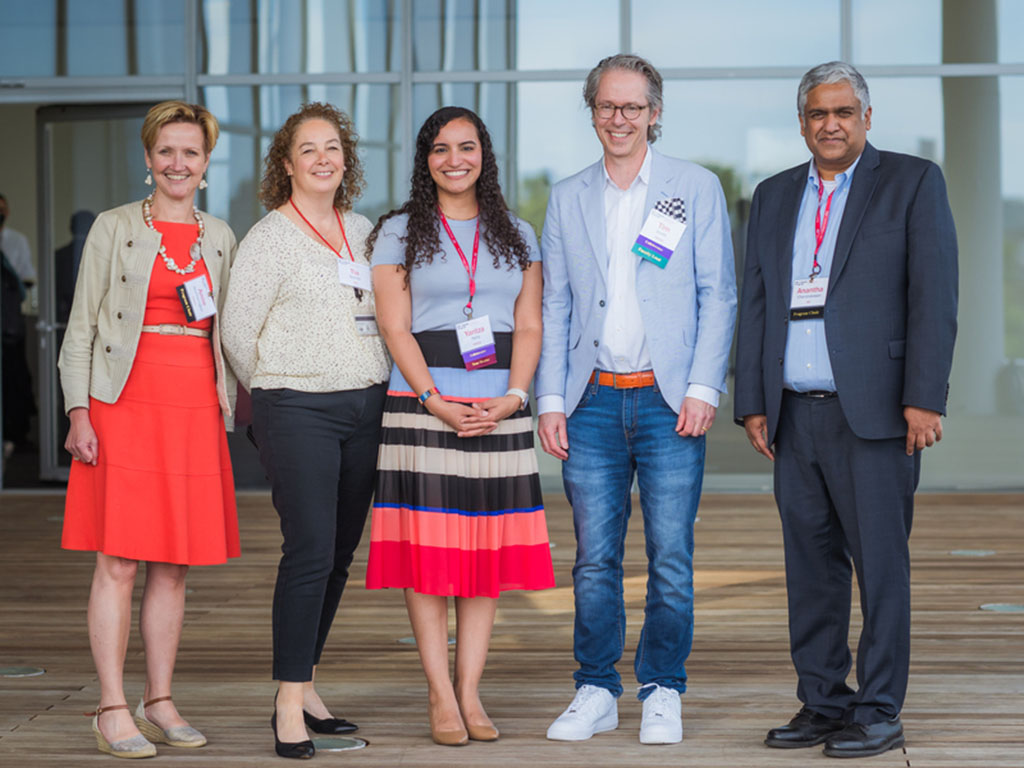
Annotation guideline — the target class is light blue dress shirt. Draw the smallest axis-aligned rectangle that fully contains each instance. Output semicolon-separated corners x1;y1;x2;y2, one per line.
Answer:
783;154;862;392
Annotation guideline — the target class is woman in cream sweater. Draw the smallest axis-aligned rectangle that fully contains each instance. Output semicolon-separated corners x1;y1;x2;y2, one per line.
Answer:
221;102;389;760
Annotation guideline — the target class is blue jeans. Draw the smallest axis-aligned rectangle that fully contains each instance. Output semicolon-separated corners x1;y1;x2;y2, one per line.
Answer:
562;378;705;700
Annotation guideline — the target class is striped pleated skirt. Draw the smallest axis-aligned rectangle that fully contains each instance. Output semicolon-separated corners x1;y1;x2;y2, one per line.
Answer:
365;332;555;598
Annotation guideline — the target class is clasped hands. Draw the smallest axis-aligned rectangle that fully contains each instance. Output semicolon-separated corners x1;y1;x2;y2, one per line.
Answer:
426;394;521;438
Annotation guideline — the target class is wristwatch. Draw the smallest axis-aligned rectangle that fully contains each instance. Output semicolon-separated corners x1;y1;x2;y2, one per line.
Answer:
505;387;528;411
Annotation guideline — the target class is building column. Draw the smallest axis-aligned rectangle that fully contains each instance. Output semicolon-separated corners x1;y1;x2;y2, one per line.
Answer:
942;0;1003;413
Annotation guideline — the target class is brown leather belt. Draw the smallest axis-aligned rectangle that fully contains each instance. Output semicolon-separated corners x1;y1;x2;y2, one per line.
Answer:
589;370;655;389
141;323;210;339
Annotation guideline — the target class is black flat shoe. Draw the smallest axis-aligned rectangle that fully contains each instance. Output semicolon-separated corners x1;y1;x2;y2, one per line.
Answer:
823;718;904;758
765;707;847;749
303;710;358;735
271;710;315;759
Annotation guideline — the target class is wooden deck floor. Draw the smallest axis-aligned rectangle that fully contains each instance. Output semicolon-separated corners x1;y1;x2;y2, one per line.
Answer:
1;491;1021;767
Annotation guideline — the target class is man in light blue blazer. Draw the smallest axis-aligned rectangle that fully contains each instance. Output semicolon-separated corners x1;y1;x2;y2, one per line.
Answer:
536;54;736;745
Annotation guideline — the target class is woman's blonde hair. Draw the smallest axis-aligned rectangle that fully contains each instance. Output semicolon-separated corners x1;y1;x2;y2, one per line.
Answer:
141;101;219;155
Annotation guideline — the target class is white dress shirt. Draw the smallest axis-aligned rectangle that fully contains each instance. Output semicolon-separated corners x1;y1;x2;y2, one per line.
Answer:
537;146;719;415
596;147;654;374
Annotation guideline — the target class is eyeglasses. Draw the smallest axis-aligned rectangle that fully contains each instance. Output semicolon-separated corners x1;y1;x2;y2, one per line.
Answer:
594;103;649;120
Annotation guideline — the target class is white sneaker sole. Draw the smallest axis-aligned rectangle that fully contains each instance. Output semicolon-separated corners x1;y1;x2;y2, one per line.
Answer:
639;726;683;745
546;712;618;741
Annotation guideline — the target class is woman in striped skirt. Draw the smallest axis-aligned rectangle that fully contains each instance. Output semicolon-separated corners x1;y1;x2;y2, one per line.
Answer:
366;106;555;746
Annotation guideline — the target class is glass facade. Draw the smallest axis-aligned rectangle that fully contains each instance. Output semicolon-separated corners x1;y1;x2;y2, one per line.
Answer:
2;0;1023;490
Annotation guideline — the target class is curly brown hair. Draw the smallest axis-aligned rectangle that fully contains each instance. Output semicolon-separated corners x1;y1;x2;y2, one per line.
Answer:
368;106;530;277
259;102;365;212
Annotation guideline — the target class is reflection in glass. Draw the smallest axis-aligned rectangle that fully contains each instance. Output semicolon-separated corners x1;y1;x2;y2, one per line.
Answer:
413;0;514;71
515;0;619;71
0;0;185;77
0;1;56;77
999;0;1024;63
852;0;940;65
202;85;400;235
632;0;838;68
202;0;397;75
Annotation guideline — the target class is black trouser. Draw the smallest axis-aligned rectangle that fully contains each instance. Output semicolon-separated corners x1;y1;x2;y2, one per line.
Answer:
251;385;386;682
774;390;919;724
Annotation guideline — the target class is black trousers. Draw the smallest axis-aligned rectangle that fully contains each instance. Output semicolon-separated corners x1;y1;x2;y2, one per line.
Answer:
774;390;919;724
251;384;386;682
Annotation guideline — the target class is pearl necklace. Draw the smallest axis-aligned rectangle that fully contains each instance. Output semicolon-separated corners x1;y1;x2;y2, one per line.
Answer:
141;194;205;275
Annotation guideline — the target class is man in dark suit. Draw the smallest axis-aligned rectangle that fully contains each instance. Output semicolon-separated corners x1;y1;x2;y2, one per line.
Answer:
734;61;957;759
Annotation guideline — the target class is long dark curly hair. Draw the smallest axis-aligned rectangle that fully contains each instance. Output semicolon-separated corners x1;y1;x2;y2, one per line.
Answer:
259;102;365;212
368;106;530;276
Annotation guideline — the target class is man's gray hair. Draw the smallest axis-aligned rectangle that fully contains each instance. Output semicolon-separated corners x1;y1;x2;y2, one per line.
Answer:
583;53;664;143
798;61;871;117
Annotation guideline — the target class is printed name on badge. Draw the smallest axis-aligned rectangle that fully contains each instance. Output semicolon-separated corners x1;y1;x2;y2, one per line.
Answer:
632;208;686;269
176;274;216;322
789;276;828;320
455;315;497;370
338;259;372;291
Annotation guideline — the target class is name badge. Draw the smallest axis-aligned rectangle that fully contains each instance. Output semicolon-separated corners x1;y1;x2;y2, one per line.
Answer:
632;202;687;269
338;260;372;291
354;313;378;336
790;276;829;320
455;314;497;370
176;274;216;322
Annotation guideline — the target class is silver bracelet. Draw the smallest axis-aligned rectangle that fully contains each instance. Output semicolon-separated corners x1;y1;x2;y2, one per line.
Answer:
505;387;529;410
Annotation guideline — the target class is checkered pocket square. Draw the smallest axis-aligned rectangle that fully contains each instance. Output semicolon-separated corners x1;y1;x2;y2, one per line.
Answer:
654;197;686;224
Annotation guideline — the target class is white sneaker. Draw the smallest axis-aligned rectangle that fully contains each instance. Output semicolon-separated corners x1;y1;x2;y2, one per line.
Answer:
546;685;618;741
639;685;682;744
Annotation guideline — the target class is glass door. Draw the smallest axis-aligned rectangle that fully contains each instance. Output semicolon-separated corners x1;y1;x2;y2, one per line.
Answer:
35;103;153;482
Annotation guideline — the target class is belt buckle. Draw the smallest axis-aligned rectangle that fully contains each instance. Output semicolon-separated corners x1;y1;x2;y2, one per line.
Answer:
162;324;185;336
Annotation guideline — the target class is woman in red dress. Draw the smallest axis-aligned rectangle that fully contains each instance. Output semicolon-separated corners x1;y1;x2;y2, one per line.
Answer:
58;101;239;759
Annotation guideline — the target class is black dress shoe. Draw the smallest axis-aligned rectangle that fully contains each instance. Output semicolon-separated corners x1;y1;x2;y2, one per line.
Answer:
824;718;904;758
271;710;315;759
303;710;358;734
765;707;847;748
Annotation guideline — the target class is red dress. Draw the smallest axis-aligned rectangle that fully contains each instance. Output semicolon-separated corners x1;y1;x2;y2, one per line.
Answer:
62;222;240;565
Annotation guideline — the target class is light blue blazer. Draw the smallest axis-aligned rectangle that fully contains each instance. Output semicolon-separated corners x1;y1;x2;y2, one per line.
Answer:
535;147;737;417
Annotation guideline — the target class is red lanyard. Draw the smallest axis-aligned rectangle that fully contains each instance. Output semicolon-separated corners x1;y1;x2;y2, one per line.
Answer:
438;206;480;319
811;176;836;278
289;197;355;261
290;197;362;299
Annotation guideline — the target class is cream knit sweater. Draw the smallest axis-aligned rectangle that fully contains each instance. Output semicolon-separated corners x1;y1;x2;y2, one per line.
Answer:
221;210;390;393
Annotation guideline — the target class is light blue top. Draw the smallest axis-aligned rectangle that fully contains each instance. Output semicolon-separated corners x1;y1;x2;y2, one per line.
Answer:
372;213;540;333
372;212;540;399
783;153;862;392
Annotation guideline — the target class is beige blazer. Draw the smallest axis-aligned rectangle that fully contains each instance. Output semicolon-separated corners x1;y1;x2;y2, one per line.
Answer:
58;200;239;429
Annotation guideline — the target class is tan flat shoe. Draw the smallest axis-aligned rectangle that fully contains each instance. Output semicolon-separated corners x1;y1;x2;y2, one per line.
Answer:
466;721;499;741
90;704;157;759
133;696;207;748
429;703;468;746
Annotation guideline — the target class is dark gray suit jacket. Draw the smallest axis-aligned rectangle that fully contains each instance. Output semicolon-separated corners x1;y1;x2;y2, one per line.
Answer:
734;142;958;443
